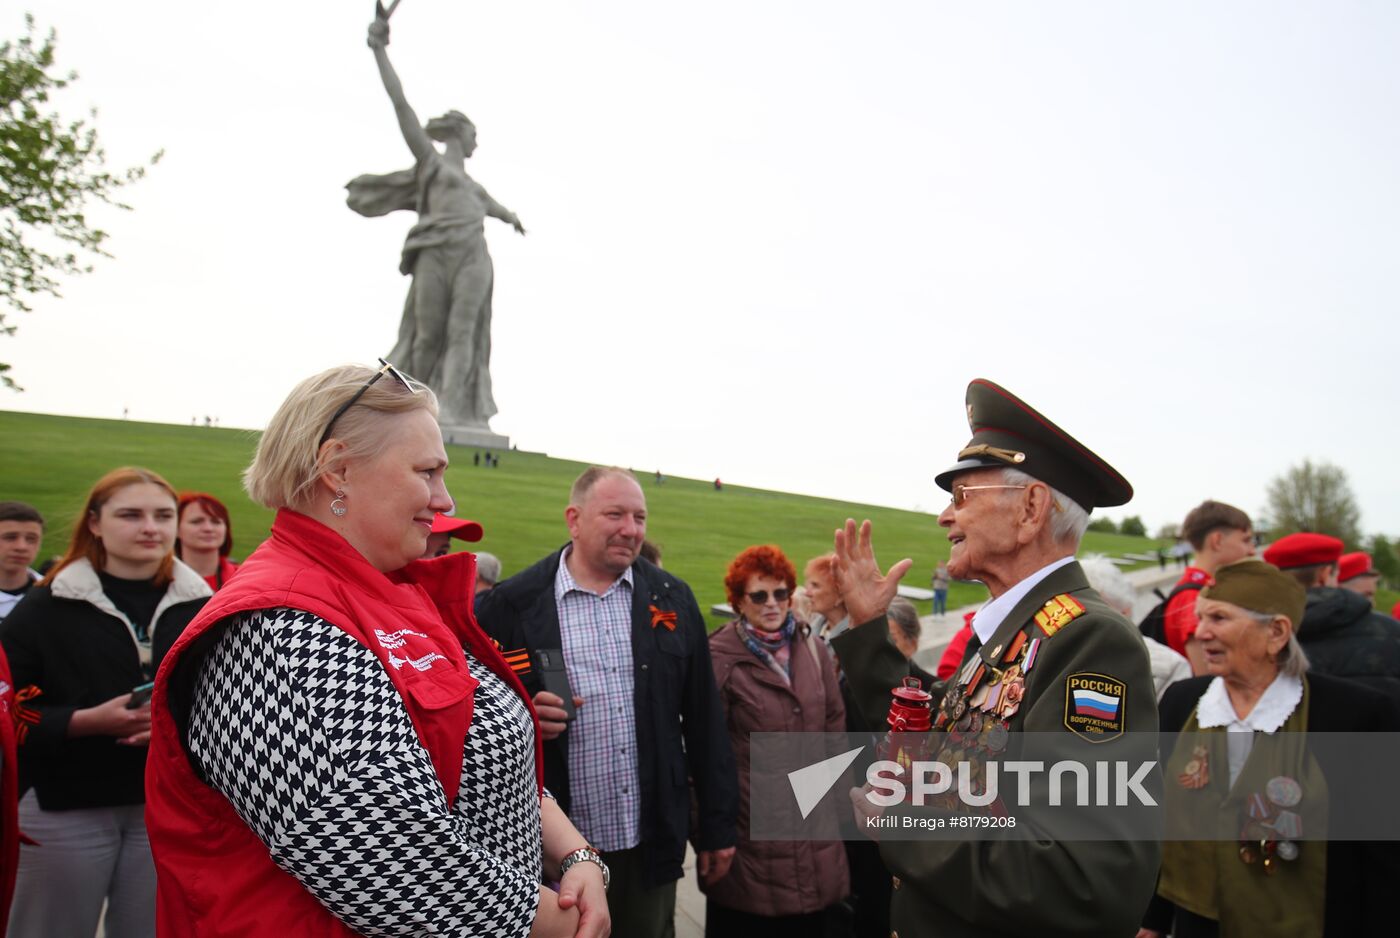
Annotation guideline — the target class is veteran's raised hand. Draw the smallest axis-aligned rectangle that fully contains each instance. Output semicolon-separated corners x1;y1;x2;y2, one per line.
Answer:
833;518;912;624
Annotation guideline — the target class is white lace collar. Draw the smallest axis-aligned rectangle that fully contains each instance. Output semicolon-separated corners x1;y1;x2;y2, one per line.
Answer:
1196;672;1303;732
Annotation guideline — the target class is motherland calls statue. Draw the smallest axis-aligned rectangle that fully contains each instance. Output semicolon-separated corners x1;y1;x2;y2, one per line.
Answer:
346;6;523;444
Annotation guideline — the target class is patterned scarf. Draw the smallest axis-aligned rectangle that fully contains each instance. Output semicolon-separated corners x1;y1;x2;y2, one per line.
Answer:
739;613;797;685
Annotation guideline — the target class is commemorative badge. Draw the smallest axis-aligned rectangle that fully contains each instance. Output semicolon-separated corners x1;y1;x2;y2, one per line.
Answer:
1063;672;1126;742
1266;775;1302;808
1178;744;1210;789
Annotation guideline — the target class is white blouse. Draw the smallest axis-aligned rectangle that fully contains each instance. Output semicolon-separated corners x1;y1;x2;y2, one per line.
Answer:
1195;671;1304;787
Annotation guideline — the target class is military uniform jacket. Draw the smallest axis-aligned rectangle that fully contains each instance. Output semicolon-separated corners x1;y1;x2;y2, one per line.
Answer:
832;561;1161;938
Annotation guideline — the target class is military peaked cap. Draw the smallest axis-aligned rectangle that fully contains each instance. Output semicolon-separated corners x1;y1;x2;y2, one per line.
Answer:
934;378;1132;513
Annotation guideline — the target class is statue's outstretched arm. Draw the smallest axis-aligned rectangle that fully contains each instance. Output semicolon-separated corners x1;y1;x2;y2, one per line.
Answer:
368;18;434;164
483;191;527;235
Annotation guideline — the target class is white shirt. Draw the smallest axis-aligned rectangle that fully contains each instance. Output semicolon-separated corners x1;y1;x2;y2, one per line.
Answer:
1195;672;1304;787
971;556;1077;646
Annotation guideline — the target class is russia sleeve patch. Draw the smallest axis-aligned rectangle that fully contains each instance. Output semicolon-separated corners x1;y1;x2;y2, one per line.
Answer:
1063;672;1126;742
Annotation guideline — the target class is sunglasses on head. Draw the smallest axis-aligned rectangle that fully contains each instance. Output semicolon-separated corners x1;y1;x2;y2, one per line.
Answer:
318;358;420;448
745;588;791;605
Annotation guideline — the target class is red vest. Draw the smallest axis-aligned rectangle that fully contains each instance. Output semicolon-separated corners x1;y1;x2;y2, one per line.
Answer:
145;510;540;937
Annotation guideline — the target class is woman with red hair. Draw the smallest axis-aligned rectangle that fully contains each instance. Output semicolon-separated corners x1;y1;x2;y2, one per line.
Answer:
176;492;240;590
0;466;211;937
703;544;849;935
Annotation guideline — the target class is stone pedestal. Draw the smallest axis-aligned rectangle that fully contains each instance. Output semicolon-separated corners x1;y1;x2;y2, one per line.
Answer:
439;423;510;451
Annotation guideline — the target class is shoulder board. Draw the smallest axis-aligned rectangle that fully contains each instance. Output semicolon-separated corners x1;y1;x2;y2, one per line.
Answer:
1034;593;1087;638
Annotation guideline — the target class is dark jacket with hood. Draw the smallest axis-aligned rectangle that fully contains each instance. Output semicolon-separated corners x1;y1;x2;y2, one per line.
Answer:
1298;587;1400;699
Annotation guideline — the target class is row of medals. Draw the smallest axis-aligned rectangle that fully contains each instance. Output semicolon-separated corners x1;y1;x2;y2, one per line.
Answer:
928;631;1040;805
1179;745;1304;870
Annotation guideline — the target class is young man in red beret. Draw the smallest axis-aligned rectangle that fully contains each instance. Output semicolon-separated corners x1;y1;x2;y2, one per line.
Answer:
1265;533;1400;697
1338;552;1382;605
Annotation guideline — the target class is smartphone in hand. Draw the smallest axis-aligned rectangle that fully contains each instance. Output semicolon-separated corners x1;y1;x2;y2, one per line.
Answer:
126;681;156;709
536;649;577;721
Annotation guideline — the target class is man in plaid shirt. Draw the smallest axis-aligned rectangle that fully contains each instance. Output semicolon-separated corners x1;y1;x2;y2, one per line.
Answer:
476;467;739;937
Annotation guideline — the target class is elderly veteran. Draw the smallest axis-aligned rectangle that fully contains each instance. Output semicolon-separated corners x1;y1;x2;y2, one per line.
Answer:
1142;559;1400;938
831;378;1160;938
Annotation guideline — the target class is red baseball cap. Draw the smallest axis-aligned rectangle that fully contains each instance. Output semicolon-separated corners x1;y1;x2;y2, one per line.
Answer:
1262;533;1344;569
1338;552;1379;583
430;514;483;542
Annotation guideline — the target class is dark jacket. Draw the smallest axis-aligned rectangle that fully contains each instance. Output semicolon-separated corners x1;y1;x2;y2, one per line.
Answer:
474;548;738;886
0;558;210;810
1298;587;1400;698
706;620;848;915
1147;673;1400;937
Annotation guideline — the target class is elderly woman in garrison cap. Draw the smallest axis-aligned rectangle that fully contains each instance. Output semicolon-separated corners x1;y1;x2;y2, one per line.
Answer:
1142;559;1400;938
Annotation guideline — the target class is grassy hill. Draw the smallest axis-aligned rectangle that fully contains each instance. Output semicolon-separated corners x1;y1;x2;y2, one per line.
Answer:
0;410;1173;619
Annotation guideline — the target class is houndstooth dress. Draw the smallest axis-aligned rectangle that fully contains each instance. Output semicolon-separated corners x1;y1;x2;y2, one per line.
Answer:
187;609;542;936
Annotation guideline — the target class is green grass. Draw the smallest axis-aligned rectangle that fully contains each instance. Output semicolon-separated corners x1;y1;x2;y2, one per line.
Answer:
0;410;1172;619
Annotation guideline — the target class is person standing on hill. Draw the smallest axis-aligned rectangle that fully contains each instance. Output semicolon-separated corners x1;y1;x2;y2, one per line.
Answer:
475;466;738;938
1159;500;1257;673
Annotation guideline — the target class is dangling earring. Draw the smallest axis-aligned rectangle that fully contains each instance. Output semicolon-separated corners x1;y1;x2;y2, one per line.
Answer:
331;489;348;517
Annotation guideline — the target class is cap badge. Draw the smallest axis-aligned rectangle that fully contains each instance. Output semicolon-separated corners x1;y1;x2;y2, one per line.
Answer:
956;443;1027;465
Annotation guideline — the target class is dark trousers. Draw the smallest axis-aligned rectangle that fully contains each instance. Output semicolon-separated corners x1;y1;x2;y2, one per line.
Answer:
704;900;848;938
845;839;891;938
601;846;677;938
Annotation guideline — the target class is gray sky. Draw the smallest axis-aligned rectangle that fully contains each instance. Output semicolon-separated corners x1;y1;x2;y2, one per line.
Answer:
6;1;1398;535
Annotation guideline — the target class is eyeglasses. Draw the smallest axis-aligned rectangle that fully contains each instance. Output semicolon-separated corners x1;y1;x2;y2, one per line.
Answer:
745;588;791;605
950;483;1027;508
318;358;418;448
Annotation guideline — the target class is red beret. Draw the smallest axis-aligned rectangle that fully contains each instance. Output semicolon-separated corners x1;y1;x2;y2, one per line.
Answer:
430;513;483;542
1262;532;1344;569
1339;552;1379;583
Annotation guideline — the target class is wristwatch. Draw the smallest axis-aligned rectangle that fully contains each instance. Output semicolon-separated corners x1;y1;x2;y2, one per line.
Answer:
558;846;610;891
